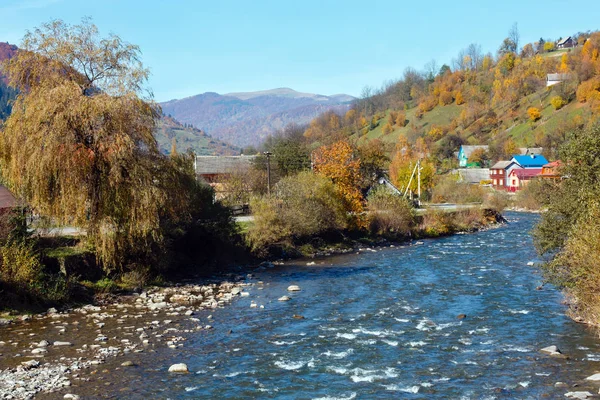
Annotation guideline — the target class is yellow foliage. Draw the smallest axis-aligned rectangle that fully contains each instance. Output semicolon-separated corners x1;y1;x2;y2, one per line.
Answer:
382;122;394;134
313;141;365;227
576;78;600;103
439;90;453;106
427;126;444;141
543;42;555;52
527;107;542;122
559;53;569;73
550;96;567;110
455;91;465;105
395;111;407;127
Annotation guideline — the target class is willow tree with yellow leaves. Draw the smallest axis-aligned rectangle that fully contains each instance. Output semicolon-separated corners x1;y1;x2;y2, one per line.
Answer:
0;19;190;271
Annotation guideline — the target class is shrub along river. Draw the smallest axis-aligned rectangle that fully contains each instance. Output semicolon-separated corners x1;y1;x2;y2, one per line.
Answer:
5;212;600;399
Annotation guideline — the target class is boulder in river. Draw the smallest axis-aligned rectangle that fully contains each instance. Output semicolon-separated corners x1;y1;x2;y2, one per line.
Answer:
540;345;562;356
287;285;301;292
278;296;291;301
457;314;467;320
564;392;594;399
168;363;189;373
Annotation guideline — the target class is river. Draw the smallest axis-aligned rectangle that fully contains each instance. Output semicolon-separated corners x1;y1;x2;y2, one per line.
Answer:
6;212;600;399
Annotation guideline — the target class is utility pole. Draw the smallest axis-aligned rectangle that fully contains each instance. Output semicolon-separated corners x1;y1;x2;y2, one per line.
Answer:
264;151;272;196
417;158;422;208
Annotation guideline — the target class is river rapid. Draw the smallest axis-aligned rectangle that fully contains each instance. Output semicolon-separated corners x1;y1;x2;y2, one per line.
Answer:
5;212;600;399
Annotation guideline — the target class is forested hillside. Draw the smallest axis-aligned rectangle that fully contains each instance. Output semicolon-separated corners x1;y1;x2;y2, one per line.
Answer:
298;29;600;182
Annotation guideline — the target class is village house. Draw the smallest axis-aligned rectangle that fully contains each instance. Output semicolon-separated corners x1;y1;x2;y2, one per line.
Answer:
507;168;542;192
556;36;576;49
194;155;257;183
539;160;562;180
457;145;489;168
511;154;549;169
546;73;571;87
490;160;520;190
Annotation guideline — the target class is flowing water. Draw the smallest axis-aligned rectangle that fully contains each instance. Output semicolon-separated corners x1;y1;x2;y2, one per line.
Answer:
14;212;600;398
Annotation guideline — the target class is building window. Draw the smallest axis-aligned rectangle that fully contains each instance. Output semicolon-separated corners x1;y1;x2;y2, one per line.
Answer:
493;179;497;185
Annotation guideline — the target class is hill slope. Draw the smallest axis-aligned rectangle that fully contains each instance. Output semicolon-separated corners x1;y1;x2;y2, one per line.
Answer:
160;88;354;147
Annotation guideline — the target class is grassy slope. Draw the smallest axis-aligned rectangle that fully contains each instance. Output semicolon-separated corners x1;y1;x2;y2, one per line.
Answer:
353;83;584;151
155;117;239;156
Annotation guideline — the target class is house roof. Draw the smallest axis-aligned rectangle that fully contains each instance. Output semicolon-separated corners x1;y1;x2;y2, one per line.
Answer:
510;168;542;178
490;161;513;170
557;36;572;45
454;168;490;184
511;154;549;168
543;160;562;168
195;155;257;175
0;185;17;209
518;147;543;155
459;145;489;158
547;73;571;81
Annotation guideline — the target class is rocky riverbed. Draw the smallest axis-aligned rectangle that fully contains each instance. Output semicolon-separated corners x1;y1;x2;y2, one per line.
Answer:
0;278;251;399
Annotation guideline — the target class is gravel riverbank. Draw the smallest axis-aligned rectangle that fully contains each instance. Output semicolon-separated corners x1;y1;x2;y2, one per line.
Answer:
0;278;251;399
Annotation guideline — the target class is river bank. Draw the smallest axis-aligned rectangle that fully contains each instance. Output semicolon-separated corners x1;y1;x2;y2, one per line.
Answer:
3;212;597;398
0;209;506;399
0;278;252;399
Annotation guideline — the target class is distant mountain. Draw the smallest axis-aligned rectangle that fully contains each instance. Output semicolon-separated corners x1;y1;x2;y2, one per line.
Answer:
160;88;355;147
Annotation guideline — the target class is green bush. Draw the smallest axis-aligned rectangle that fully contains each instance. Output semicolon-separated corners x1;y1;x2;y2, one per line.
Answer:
0;240;42;287
367;186;415;238
246;172;348;252
515;179;555;210
431;174;485;204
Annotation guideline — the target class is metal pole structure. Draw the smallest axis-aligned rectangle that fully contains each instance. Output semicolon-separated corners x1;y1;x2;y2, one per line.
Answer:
264;151;272;196
417;158;421;207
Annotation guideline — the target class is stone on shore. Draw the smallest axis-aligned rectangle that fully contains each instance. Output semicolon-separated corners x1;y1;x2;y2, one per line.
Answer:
64;395;80;400
121;361;135;367
287;285;301;292
168;363;189;373
53;341;73;346
37;340;50;347
585;373;600;381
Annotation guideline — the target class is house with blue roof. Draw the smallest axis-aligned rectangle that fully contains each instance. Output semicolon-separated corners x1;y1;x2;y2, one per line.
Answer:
511;154;549;168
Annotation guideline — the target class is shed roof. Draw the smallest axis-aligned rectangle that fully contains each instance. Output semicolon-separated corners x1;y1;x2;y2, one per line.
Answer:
557;36;572;45
490;161;513;170
547;73;571;81
460;145;489;158
511;154;549;168
454;168;490;184
195;155;257;175
518;147;543;155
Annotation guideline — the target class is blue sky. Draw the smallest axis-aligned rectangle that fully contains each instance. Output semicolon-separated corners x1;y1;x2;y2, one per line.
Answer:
1;0;597;102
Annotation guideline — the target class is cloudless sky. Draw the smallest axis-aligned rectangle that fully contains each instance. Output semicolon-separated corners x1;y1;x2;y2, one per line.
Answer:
1;0;598;102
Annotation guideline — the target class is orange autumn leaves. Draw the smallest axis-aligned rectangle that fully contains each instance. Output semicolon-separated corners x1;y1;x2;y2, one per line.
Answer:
312;140;366;227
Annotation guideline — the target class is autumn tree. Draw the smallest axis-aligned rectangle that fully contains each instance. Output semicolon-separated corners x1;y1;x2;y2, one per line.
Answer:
0;19;192;271
313;140;365;226
528;107;542;122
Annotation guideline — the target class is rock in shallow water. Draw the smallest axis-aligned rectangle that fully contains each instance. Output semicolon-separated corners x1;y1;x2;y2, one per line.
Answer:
168;363;189;373
584;373;600;381
121;361;136;367
278;296;291;301
565;392;594;399
287;285;301;292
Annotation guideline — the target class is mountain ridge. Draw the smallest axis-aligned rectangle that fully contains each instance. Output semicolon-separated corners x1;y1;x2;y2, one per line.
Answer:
160;89;355;147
